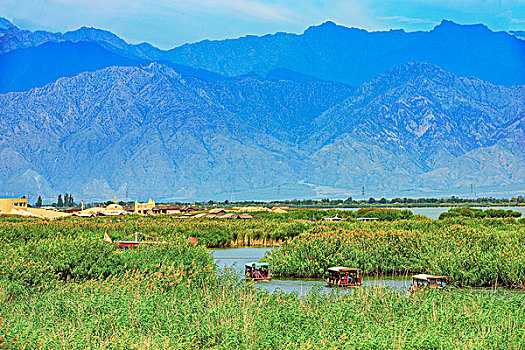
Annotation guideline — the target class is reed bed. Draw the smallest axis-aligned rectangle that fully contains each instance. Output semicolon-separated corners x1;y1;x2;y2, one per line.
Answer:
267;218;525;288
0;215;309;248
2;272;524;349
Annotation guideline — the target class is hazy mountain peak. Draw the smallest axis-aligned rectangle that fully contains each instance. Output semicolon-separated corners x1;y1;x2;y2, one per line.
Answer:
304;20;366;35
0;17;16;30
318;20;338;28
365;62;453;88
432;19;491;34
64;26;128;46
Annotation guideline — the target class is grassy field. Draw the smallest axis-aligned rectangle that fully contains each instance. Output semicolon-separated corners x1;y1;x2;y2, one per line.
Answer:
2;275;524;349
0;213;524;349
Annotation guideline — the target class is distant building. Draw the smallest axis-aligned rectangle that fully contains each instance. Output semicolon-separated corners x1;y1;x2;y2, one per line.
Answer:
152;205;182;215
63;206;82;213
0;197;27;213
135;199;155;215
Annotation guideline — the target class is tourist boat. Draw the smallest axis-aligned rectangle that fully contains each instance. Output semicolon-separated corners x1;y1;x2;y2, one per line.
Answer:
103;231;164;251
326;267;362;287
245;262;271;281
409;274;452;293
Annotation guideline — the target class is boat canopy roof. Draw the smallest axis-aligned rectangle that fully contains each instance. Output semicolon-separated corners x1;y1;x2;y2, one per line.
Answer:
245;262;270;268
413;274;452;280
328;266;361;272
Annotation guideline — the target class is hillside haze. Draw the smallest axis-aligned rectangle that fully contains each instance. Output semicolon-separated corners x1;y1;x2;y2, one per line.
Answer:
0;61;522;200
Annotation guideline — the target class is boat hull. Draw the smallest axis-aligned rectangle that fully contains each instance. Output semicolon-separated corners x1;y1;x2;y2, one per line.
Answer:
251;277;272;282
326;279;362;288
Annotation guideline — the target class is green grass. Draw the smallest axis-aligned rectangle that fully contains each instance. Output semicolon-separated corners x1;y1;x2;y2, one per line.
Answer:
1;279;524;349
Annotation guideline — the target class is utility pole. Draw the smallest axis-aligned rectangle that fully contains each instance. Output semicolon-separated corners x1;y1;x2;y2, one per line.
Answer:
362;185;365;200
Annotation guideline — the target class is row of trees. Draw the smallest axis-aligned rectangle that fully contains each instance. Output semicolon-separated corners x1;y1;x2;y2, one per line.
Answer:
31;194;524;208
34;193;76;208
202;195;524;207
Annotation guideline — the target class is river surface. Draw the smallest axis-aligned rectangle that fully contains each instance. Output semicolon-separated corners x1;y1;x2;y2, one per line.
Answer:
335;206;525;219
211;247;524;295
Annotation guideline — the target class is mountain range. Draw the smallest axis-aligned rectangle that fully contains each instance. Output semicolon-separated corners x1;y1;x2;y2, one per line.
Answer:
0;18;523;201
1;18;524;90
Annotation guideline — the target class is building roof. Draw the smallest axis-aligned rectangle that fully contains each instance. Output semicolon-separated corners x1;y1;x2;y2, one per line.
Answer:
153;205;181;210
24;208;71;219
412;274;451;280
328;266;361;272
245;262;270;268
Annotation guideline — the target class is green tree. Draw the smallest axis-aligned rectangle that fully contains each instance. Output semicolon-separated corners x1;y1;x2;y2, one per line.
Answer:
57;194;64;207
35;196;43;208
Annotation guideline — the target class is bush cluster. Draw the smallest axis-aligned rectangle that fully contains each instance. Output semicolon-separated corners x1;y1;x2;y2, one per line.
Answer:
439;207;522;219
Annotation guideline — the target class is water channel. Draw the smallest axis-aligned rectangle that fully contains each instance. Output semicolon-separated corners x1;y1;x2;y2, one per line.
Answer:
211;247;524;295
213;247;417;295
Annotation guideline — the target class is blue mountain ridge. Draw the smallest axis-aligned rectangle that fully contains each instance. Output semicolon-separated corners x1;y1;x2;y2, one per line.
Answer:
0;18;523;200
1;18;524;87
0;41;229;93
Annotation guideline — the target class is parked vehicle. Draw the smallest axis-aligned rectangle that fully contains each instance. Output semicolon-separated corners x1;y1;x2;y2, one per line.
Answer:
245;262;271;281
409;274;452;293
326;267;362;287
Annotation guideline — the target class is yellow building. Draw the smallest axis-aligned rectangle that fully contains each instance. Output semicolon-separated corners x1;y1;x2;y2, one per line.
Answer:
134;199;155;215
0;197;27;213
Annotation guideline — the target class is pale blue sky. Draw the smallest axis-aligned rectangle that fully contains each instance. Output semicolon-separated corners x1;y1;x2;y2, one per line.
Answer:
1;0;524;48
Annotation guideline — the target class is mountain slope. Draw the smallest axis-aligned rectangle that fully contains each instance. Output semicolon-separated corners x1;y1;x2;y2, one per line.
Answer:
0;62;522;200
0;19;164;60
166;20;525;87
308;63;525;190
0;41;148;93
0;63;351;199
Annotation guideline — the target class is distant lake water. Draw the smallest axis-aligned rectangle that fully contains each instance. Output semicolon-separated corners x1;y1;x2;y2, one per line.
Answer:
335;206;525;219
